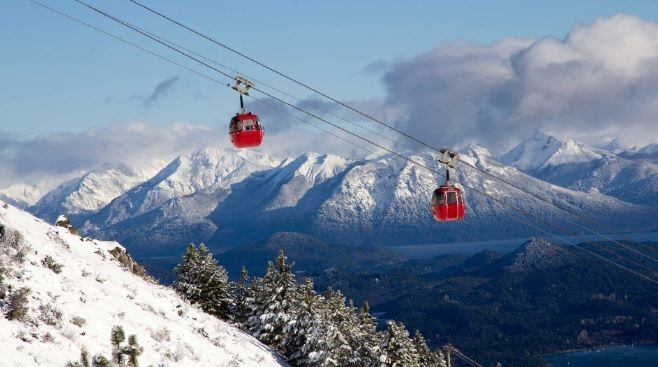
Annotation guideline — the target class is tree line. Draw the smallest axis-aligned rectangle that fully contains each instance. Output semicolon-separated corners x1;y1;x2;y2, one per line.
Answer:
174;243;447;367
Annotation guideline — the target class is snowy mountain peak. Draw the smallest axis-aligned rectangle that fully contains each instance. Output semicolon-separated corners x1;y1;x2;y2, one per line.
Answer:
544;139;607;167
292;152;352;183
502;132;609;171
132;148;281;214
30;163;162;222
0;183;50;208
501;131;564;170
0;202;285;366
637;143;658;155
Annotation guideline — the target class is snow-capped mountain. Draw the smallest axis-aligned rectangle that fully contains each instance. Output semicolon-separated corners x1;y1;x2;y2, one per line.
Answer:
501;131;608;170
0;183;51;209
50;146;657;258
0;201;286;366
30;163;163;223
78;148;281;254
502;132;658;206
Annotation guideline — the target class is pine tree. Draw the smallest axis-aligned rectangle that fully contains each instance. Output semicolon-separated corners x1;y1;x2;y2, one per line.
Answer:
174;243;231;320
230;266;251;326
111;325;126;365
80;348;91;367
381;321;420;367
92;355;111;367
413;330;446;367
301;288;354;366
355;301;384;367
284;277;319;364
245;249;298;353
126;335;143;367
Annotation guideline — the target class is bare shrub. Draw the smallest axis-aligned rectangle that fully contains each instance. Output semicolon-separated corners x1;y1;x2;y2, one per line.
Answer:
150;326;171;342
41;255;63;274
39;303;63;327
1;228;30;263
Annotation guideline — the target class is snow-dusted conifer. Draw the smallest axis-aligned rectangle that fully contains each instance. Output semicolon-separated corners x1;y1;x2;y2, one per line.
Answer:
413;330;446;367
230;266;251;326
111;325;126;365
303;288;354;366
381;321;420;367
174;243;231;320
355;301;384;367
284;277;319;364
245;249;298;353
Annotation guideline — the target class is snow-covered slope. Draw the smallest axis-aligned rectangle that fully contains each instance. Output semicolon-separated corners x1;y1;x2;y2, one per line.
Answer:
0;202;286;367
30;163;163;223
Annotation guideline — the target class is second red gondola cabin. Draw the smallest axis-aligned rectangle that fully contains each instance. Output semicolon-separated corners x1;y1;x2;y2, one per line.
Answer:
431;185;465;222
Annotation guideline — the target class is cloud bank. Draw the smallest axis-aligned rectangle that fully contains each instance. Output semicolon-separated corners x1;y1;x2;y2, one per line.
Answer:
4;14;658;190
374;15;658;151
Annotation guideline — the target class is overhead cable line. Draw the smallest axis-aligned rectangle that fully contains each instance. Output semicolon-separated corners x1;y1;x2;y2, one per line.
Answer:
32;0;658;285
25;0;382;159
126;0;658;265
129;0;658;263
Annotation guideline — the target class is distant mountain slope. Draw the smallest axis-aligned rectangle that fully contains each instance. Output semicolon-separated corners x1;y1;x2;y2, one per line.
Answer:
503;132;658;206
217;231;402;278
0;201;286;367
47;146;657;257
0;183;51;209
30;163;163;223
333;238;658;367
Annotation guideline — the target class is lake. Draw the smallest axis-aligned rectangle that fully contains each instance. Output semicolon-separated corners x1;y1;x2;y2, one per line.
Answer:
544;345;658;366
390;232;658;259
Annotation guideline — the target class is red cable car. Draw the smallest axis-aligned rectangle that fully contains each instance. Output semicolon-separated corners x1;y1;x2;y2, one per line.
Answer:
431;149;466;222
230;112;264;148
431;185;465;221
229;76;264;149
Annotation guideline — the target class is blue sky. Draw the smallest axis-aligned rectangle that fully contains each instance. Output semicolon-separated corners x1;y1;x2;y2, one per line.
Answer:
3;0;658;139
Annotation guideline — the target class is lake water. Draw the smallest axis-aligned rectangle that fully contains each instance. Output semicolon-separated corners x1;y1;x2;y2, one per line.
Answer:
390;232;658;259
544;345;658;366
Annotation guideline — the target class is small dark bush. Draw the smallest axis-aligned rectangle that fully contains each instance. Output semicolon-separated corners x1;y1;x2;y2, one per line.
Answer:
92;355;111;367
41;255;63;274
5;287;30;322
71;316;86;327
39;303;63;326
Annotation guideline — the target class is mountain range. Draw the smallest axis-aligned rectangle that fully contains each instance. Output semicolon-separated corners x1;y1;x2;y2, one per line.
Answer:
3;134;657;258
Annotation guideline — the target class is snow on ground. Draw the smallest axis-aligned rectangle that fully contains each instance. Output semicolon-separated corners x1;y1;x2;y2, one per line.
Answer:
0;202;287;367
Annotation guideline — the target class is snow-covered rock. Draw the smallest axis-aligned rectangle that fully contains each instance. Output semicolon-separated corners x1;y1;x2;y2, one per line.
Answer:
0;202;287;367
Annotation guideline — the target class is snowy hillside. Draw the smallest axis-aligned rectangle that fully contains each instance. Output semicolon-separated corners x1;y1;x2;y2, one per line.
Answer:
0;202;287;367
31;163;163;223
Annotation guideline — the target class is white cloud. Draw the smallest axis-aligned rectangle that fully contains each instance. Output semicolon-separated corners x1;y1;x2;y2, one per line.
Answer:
372;15;658;151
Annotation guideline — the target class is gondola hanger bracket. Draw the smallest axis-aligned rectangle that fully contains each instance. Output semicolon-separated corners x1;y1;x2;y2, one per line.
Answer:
439;148;460;169
232;75;254;95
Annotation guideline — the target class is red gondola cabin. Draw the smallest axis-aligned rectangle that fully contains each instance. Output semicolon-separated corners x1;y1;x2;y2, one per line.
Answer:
229;112;264;148
431;185;465;222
